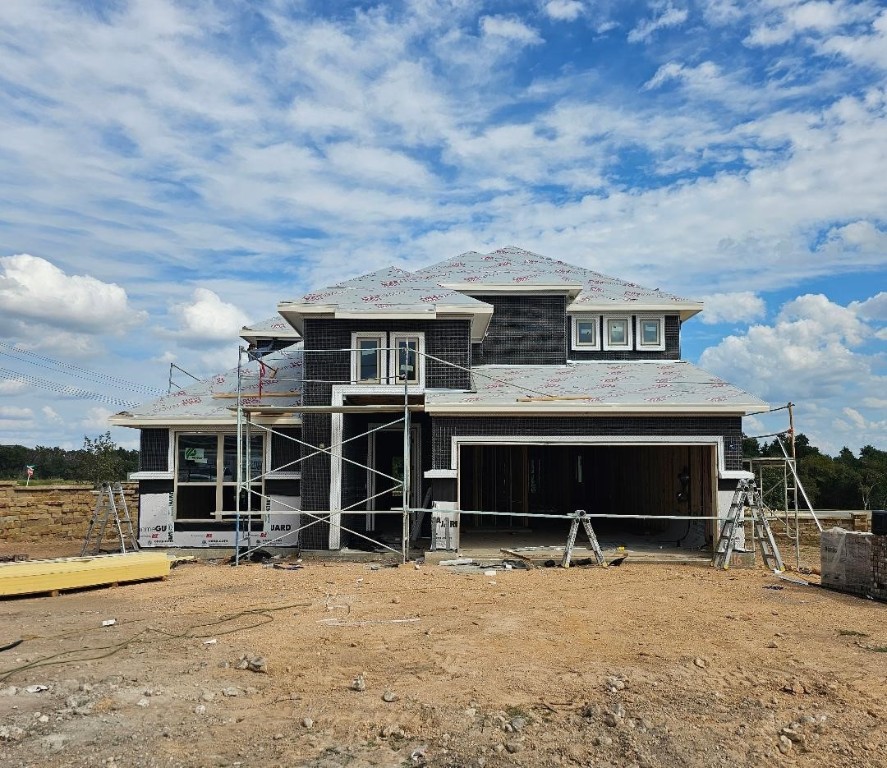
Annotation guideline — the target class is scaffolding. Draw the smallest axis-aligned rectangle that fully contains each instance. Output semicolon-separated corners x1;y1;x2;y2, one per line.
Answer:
226;343;785;566
232;343;420;565
744;404;821;569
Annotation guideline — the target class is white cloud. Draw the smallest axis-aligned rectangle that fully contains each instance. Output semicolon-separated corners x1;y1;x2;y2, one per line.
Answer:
850;292;887;321
0;254;146;334
699;292;767;325
699;292;886;452
79;406;115;433
480;15;543;45
543;1;584;22
841;406;867;430
0;406;34;420
0;380;28;396
628;3;689;43
170;288;250;346
41;405;63;424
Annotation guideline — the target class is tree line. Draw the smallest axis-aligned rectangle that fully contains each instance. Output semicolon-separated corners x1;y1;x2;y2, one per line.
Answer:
743;433;887;511
0;432;138;487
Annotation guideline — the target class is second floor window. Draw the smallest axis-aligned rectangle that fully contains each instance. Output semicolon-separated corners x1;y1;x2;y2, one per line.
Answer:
351;332;425;386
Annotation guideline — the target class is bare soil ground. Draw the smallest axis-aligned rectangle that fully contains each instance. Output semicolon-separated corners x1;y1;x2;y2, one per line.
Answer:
1;540;885;768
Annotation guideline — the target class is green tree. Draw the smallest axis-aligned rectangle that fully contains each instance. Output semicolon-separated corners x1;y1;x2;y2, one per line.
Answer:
78;432;135;487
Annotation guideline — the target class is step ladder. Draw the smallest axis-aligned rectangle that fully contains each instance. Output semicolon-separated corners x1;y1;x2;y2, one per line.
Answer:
562;509;606;567
82;482;140;556
713;479;783;571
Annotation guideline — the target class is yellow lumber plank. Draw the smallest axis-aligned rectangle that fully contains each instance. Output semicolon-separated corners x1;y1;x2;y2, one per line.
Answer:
0;552;171;597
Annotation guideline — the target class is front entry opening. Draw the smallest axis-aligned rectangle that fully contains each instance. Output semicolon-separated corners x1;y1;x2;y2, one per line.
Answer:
459;444;715;540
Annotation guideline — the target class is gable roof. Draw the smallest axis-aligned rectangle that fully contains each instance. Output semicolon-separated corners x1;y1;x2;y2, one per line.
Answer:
425;360;765;415
415;246;703;318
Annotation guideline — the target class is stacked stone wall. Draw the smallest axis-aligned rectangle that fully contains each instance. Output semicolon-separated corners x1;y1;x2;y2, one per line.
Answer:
0;481;139;543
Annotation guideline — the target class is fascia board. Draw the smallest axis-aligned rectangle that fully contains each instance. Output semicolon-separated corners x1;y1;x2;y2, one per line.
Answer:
108;416;302;428
424;403;761;416
567;302;704;320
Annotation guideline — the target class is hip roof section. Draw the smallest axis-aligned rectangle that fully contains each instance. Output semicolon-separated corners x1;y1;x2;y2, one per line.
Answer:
110;345;304;427
425;360;766;415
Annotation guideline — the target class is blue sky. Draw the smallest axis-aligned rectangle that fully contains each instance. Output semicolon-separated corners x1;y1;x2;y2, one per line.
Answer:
0;0;885;456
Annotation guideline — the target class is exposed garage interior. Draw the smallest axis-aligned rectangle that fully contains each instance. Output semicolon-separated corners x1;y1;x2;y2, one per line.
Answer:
458;443;716;544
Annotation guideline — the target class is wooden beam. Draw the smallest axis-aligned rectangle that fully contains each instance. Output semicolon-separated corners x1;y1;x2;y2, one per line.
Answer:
0;552;171;598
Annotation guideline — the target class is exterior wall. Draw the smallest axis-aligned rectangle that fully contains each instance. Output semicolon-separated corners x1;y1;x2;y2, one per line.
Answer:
0;481;139;543
302;318;472;391
431;415;743;471
140;428;169;472
569;315;682;361
472;295;567;365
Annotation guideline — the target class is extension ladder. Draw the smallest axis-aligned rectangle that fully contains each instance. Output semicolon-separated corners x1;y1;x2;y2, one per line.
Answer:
713;479;783;571
82;482;140;556
561;509;606;567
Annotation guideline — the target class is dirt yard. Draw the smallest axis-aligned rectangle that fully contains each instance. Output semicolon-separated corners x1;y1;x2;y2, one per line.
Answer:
1;544;885;768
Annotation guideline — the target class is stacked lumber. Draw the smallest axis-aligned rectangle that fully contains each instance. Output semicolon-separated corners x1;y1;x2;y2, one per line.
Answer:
0;552;171;597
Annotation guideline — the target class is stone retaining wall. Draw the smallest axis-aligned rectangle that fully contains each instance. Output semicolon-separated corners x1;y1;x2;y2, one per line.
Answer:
0;481;139;543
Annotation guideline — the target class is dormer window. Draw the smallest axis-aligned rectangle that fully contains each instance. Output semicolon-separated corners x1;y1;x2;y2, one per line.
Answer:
571;315;601;350
637;316;665;351
603;315;633;351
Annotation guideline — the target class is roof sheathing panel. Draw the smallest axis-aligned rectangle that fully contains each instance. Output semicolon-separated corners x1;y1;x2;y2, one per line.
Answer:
111;345;304;425
416;246;699;310
425;360;766;412
283;266;489;313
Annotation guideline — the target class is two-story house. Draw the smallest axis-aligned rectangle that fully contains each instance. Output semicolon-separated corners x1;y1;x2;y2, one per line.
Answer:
111;246;766;552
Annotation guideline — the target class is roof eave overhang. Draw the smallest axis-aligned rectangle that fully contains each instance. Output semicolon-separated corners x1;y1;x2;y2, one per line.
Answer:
277;302;494;342
424;403;763;416
109;415;303;428
567;302;704;321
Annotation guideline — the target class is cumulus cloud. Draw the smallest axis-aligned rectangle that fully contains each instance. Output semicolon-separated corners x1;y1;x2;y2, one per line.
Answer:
699;292;886;451
170;288;250;346
699;292;767;325
0;254;146;334
480;15;543;45
628;3;689;43
543;1;584;22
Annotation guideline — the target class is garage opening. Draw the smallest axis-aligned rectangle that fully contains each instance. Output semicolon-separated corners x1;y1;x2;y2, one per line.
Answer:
459;443;716;543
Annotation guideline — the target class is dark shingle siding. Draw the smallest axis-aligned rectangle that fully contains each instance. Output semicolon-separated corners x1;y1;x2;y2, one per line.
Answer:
472;295;567;365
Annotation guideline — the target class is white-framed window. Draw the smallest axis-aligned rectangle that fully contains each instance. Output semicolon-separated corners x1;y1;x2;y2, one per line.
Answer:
636;315;665;351
390;333;424;385
174;433;264;520
351;333;386;384
351;332;425;386
603;315;633;351
571;315;601;350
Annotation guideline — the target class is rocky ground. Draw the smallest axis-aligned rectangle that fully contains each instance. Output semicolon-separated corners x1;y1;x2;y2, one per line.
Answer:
1;542;885;768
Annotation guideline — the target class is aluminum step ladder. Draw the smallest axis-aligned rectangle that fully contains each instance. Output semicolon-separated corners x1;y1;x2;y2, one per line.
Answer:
82;482;140;556
562;509;606;567
713;479;782;571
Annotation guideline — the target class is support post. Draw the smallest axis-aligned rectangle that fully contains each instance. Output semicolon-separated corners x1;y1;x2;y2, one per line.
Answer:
235;347;244;566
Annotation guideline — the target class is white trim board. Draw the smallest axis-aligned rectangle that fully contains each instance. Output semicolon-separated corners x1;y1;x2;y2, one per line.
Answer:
448;434;730;475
